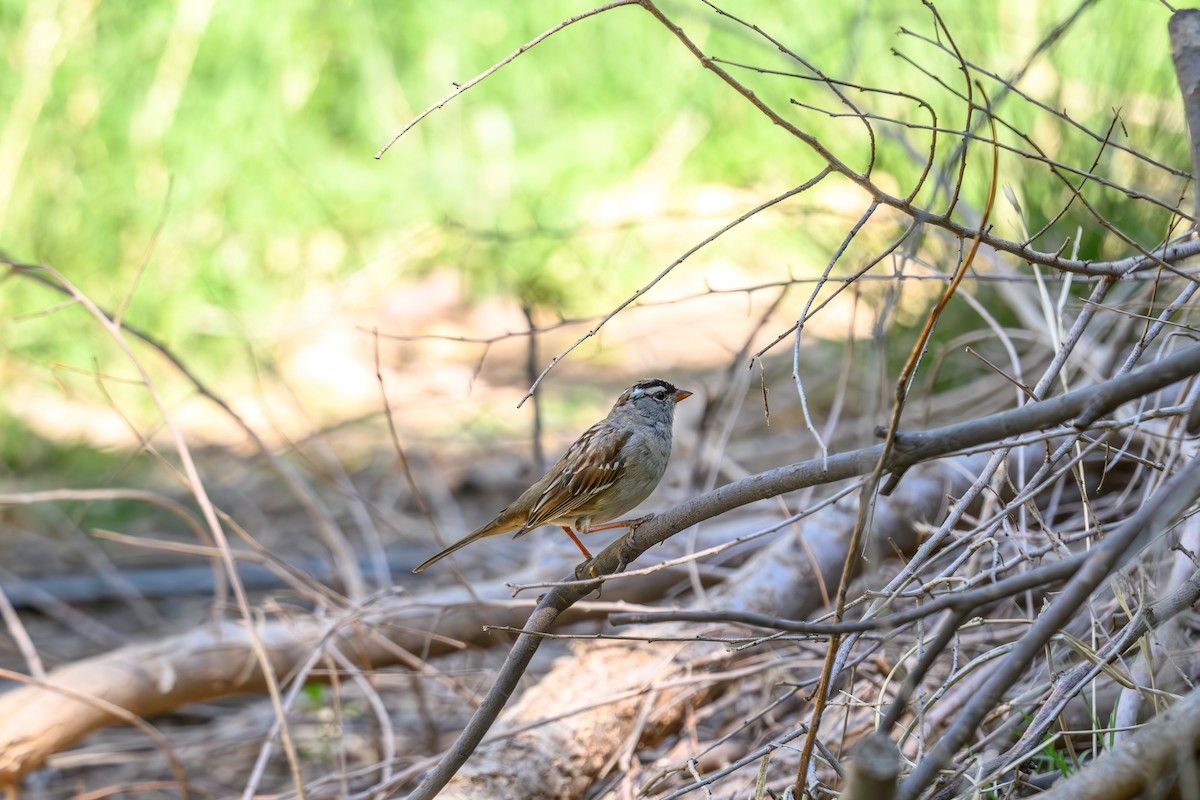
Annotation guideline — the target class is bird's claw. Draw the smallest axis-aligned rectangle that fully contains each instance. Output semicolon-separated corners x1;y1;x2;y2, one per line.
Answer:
615;514;654;572
627;513;654;532
573;514;656;578
616;538;640;574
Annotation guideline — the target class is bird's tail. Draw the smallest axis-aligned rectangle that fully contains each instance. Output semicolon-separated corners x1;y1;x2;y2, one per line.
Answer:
411;518;507;573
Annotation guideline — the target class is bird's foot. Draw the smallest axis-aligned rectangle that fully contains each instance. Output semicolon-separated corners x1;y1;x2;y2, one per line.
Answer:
614;514;655;572
626;513;655;532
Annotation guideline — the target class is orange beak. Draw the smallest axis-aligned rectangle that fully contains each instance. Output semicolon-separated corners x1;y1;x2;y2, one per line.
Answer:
674;389;693;402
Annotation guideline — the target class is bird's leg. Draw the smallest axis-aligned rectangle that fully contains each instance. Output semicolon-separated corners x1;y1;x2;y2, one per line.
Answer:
570;516;657;577
561;526;594;560
566;527;603;583
598;515;656;573
584;513;655;534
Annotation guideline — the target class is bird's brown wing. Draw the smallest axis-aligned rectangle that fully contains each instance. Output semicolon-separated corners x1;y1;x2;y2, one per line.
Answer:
514;426;633;536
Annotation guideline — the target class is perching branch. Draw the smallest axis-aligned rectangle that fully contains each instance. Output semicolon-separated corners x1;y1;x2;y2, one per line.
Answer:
404;342;1200;796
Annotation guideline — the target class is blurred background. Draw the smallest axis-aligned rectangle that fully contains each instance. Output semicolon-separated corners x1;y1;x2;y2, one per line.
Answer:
0;0;1186;459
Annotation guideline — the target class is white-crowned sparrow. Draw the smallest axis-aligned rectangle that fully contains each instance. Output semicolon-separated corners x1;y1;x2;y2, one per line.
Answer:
412;378;692;572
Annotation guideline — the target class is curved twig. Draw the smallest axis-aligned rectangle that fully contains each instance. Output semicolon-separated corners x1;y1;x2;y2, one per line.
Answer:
374;0;641;159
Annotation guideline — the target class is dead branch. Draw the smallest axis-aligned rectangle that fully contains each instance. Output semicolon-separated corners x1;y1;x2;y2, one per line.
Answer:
402;344;1200;798
898;454;1200;799
843;734;900;800
3;260;369;600
964;558;1200;795
411;459;957;800
1034;683;1200;800
0;565;695;789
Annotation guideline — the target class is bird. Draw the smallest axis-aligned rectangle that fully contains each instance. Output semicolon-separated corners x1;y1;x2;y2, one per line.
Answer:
412;378;692;573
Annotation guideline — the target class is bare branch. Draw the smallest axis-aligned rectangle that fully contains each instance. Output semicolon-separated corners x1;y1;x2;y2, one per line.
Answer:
404;343;1200;796
374;0;641;159
897;455;1200;799
1033;683;1200;800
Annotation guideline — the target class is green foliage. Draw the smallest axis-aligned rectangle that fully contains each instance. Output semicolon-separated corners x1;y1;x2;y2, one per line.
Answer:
301;682;327;709
0;414;114;477
1037;732;1079;778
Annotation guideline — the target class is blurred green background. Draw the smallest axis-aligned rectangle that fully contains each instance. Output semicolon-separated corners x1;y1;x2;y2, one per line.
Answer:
0;0;1190;467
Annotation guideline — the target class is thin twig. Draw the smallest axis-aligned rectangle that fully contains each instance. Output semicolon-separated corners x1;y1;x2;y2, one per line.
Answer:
374;0;641;159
